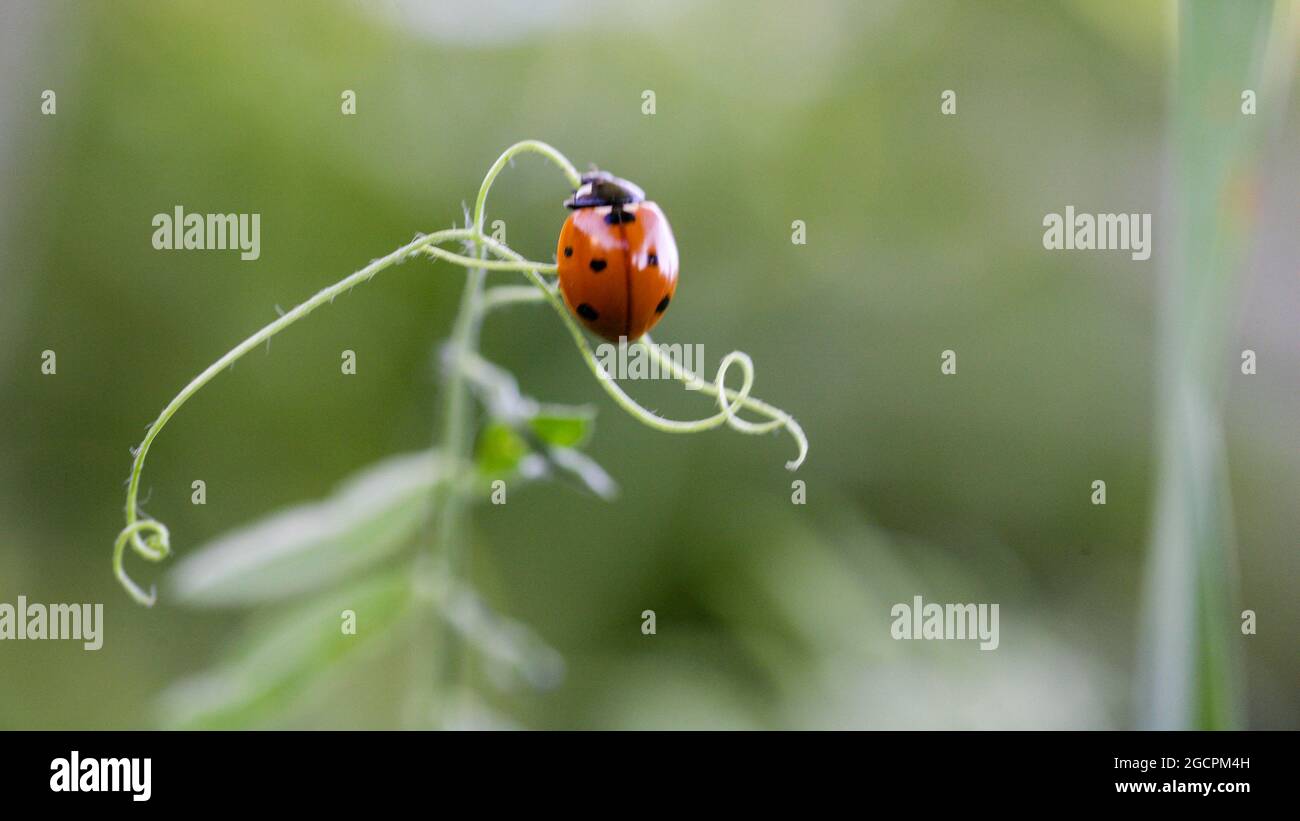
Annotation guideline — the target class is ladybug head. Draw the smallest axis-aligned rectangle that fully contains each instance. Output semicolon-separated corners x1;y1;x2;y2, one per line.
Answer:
565;171;645;209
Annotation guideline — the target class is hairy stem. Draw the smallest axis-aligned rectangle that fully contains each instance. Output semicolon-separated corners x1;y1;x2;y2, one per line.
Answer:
115;228;463;605
113;138;806;630
422;141;581;724
473;238;809;469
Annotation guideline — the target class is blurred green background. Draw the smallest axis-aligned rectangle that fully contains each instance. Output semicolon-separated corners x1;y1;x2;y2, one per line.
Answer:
0;0;1296;729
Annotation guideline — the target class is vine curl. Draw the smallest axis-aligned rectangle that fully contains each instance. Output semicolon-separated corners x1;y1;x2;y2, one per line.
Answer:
115;140;807;605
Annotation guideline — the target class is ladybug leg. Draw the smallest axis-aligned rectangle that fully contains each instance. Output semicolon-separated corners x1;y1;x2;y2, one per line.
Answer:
603;203;636;226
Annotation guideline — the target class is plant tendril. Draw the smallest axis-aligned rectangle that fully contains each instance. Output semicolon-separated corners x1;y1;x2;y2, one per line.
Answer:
114;140;807;605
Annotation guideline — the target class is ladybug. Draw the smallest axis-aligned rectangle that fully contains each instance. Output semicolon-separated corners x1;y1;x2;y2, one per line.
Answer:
556;171;679;342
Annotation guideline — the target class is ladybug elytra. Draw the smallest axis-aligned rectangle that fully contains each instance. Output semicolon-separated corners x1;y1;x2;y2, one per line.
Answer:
556;171;679;342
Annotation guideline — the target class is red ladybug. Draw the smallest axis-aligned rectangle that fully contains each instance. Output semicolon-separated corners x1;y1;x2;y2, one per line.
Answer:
556;172;679;342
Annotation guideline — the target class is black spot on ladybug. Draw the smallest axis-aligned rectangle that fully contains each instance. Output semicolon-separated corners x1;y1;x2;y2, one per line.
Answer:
563;246;573;257
655;295;670;313
647;252;658;266
604;209;636;225
577;303;599;321
589;259;607;272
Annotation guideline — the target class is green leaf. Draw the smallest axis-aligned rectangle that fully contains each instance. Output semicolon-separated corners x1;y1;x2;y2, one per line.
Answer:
543;446;618;501
158;572;412;729
529;405;594;448
1138;0;1270;731
166;450;446;607
434;579;565;693
475;422;528;475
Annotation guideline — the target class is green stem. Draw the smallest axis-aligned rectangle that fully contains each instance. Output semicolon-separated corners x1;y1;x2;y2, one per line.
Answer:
113;138;806;635
474;238;809;469
1138;0;1273;730
111;138;809;730
422;141;581;725
481;285;548;312
417;244;557;274
115;228;464;606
